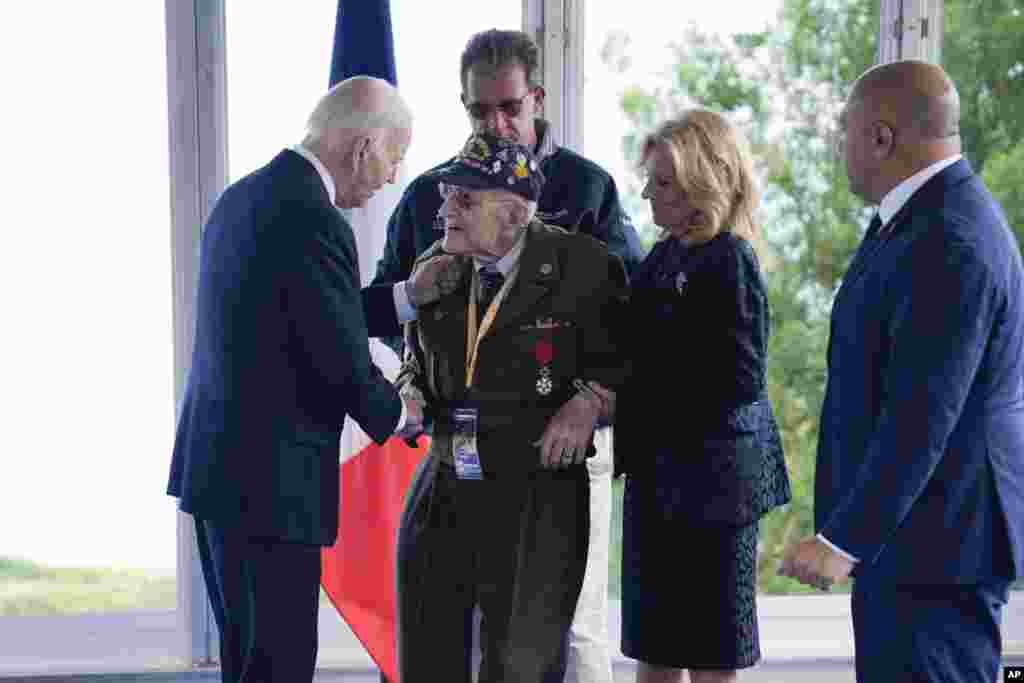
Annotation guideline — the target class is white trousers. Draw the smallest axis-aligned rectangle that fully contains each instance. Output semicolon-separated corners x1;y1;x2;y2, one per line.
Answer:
564;426;615;683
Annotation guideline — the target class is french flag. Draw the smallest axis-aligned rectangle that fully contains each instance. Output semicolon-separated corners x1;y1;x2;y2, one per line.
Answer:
321;404;425;683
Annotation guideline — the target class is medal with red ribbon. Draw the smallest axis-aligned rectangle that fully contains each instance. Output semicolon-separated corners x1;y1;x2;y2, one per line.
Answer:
534;334;554;396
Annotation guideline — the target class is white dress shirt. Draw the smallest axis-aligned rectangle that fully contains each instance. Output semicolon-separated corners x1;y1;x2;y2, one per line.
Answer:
878;154;963;228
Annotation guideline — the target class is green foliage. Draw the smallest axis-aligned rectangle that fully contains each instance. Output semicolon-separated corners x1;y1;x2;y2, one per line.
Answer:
982;141;1024;245
602;0;1024;595
0;556;50;581
943;0;1024;171
0;556;175;616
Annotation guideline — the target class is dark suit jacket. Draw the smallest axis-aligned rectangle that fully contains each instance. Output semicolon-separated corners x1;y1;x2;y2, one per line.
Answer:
167;149;402;546
396;221;630;476
816;159;1024;583
616;232;791;525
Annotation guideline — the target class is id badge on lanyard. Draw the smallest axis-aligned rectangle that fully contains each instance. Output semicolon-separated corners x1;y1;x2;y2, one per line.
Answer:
452;407;483;480
454;263;519;480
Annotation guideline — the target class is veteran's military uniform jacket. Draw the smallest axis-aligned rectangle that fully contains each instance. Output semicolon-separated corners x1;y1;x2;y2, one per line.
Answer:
396;220;629;476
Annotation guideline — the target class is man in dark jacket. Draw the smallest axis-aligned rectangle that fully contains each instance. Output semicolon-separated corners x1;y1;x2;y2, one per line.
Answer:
167;76;431;683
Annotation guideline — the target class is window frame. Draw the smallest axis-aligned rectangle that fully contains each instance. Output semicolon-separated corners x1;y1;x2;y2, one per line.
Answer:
886;0;943;63
166;0;226;665
524;0;584;151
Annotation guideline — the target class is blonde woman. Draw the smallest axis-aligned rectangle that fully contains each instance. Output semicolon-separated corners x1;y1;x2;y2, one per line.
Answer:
595;110;791;683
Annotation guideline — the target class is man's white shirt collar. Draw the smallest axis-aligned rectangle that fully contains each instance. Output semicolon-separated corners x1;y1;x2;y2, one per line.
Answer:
878;154;962;227
290;144;336;206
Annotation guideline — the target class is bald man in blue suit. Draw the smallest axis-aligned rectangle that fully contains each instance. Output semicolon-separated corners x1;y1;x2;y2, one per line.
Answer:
781;60;1024;682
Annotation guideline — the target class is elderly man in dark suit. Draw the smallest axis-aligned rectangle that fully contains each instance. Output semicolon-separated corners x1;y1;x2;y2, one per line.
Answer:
167;76;454;683
781;60;1024;682
394;132;629;683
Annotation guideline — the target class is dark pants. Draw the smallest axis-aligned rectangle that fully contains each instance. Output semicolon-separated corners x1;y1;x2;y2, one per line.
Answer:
475;608;570;682
851;573;1011;682
382;636;566;683
195;518;322;683
396;457;588;683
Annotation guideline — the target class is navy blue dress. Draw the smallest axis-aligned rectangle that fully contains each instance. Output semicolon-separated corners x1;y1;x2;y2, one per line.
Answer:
617;232;790;670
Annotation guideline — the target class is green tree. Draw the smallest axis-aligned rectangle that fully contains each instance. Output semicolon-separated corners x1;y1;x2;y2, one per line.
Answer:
943;0;1024;171
603;0;1024;593
982;141;1024;245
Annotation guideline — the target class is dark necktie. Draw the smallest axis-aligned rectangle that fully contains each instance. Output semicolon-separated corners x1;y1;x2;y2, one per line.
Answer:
478;266;505;319
867;212;883;239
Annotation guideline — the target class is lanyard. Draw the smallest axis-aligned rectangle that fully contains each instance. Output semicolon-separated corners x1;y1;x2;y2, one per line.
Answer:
465;264;519;388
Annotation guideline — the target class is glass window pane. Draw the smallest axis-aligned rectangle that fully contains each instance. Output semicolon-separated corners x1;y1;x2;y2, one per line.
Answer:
584;0;878;597
391;1;521;178
0;2;176;674
226;1;521;184
226;3;337;182
946;0;1024;251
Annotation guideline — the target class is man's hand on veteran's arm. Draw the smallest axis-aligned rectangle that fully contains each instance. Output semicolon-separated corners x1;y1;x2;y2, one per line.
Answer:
584;381;616;423
533;389;602;469
778;536;855;591
405;254;462;308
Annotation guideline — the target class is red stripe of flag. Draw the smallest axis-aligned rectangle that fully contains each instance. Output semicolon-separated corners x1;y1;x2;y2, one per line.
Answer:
321;434;428;683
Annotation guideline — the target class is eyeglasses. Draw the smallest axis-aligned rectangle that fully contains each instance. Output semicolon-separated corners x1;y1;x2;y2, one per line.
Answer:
462;91;533;120
439;183;518;215
439;183;483;213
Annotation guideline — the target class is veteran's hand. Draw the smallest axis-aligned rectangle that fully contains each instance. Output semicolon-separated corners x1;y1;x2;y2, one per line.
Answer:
407;254;461;307
778;536;854;591
534;393;601;469
585;381;616;423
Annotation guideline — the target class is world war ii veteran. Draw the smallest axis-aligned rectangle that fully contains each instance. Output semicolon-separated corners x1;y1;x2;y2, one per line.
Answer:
393;132;629;683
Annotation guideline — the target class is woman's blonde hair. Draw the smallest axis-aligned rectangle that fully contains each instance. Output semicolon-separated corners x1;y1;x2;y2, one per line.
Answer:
641;109;761;249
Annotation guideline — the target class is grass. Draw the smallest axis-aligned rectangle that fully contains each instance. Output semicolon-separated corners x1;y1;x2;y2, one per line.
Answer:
4;511;1018;617
0;556;176;616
